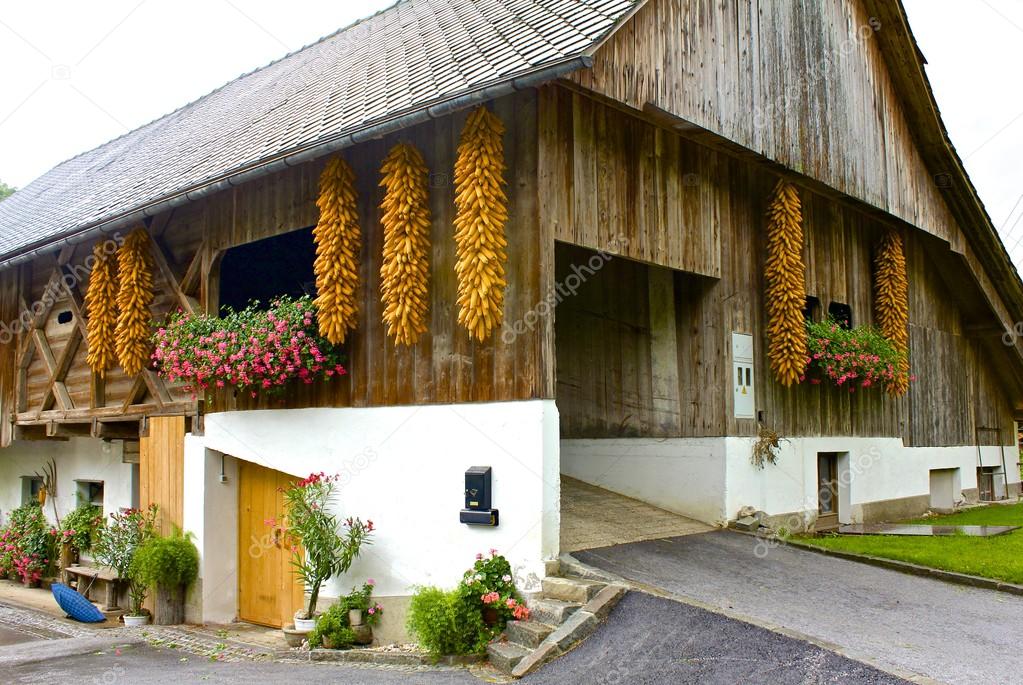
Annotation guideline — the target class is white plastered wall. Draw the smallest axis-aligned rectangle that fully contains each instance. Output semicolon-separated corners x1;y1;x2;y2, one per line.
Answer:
183;400;560;624
0;437;133;527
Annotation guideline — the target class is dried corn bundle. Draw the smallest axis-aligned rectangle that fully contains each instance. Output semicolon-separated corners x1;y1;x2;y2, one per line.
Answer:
115;229;154;377
379;143;431;346
764;179;807;387
454;106;507;342
874;228;910;396
313;157;361;345
85;242;118;376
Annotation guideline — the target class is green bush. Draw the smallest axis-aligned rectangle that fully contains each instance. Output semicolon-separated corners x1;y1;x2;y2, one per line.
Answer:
406;586;487;658
131;529;199;590
308;602;356;649
60;504;104;554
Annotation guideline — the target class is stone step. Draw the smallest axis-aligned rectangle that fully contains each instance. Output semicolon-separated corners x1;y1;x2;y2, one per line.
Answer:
529;598;582;625
541;576;606;603
486;640;530;674
505;620;554;649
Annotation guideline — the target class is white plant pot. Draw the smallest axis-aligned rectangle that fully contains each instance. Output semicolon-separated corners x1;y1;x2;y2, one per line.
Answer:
293;615;317;632
124;614;150;627
348;608;363;626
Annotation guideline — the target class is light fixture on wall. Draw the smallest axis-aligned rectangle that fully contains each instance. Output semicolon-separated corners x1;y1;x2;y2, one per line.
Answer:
219;453;228;484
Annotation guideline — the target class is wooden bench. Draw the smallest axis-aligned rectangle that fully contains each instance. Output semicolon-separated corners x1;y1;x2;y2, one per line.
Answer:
64;565;122;610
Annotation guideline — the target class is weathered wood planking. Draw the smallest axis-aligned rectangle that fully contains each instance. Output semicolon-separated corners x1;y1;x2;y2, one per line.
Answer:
572;0;959;245
539;87;721;278
551;92;1014;446
139;415;185;534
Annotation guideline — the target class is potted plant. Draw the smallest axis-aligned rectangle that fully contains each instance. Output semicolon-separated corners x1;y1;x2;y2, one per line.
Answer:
282;472;373;633
94;505;158;613
57;503;104;582
131;529;199;625
5;503;50;587
123;566;151;627
343;580;382;627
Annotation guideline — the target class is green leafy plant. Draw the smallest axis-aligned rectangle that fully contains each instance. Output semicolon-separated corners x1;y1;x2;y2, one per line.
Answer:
59;504;104;554
94;505;159;615
131;529;199;590
406;586;487;658
343;580;383;626
460;549;529;628
803;317;911;392
282;473;373;619
0;502;52;584
308;602;357;649
152;295;346;399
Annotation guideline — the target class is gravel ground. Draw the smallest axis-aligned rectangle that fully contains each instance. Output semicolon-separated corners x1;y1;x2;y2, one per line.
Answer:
576;530;1023;685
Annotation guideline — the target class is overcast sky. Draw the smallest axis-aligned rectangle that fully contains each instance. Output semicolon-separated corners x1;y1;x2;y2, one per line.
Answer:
1;1;1021;264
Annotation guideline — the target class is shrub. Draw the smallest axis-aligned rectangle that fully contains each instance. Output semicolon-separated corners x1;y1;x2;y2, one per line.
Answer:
460;549;530;630
282;472;373;619
406;586;487;658
152;295;347;399
804;318;911;392
308;602;357;649
60;504;104;554
131;530;199;590
1;503;51;584
93;505;159;578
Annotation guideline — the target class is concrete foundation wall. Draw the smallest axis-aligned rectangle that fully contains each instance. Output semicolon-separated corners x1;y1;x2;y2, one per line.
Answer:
560;438;727;524
186;400;560;632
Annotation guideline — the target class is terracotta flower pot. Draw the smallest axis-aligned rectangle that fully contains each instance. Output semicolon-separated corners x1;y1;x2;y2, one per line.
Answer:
482;607;499;627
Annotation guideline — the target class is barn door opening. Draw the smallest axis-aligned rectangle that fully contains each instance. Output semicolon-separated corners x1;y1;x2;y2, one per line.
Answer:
237;461;304;628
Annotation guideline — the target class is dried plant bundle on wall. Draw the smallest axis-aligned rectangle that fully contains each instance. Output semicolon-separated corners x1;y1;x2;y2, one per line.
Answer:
454;106;508;342
86;242;119;376
764;179;807;387
313;157;362;345
874;228;910;395
379;143;431;346
115;228;154;377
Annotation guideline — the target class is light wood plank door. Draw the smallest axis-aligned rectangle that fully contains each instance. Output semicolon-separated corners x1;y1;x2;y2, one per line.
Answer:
139;415;185;533
237;461;304;627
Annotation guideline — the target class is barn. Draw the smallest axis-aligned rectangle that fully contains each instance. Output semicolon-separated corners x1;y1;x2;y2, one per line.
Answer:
0;0;1019;637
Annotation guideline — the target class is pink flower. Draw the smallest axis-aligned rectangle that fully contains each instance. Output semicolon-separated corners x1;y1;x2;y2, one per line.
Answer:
366;578;375;586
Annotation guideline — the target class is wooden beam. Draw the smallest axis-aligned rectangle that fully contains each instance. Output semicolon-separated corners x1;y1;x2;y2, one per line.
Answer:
148;232;197;316
121;374;147;414
15;400;193;425
179;243;205;297
40;325;81;414
31;329;72;411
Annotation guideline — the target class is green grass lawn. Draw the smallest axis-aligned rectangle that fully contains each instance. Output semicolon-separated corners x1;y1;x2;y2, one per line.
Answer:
797;502;1023;584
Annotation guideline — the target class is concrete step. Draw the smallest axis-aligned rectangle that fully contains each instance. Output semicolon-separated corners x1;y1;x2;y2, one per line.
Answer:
541;576;606;603
505;620;554;649
530;598;582;625
486;640;530;674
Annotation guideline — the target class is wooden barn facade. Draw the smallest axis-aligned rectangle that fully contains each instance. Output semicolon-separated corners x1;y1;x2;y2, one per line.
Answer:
0;0;1019;632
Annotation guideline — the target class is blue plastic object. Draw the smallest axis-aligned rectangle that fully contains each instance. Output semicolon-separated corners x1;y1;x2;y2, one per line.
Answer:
51;583;106;623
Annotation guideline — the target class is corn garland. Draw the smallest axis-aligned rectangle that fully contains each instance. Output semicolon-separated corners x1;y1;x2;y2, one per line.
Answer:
379;143;431;346
764;179;808;387
313;157;362;345
115;229;154;377
85;242;118;376
874;228;910;396
454;106;508;342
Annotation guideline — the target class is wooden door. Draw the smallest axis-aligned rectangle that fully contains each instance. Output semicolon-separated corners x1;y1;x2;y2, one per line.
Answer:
815;453;839;532
140;416;184;533
238;461;304;627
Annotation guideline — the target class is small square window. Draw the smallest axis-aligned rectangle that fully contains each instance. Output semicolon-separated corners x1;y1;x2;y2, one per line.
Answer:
804;296;821;322
21;476;43;506
75;480;104;508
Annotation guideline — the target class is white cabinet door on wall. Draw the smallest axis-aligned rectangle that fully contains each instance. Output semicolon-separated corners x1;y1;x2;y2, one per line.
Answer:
731;332;755;420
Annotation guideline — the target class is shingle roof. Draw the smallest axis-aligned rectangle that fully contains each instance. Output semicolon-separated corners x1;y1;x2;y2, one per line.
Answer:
0;0;639;261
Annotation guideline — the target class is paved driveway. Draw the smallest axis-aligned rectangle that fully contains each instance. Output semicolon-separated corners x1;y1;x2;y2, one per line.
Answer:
576;530;1023;685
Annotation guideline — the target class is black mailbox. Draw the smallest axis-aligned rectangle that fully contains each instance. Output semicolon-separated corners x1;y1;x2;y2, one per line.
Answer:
460;466;498;526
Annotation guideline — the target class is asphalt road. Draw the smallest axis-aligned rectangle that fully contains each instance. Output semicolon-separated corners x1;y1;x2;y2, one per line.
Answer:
5;593;908;685
576;530;1023;685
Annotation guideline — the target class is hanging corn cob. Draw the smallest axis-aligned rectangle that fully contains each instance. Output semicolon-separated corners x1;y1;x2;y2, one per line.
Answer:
115;228;154;377
313;157;361;345
379;143;431;346
874;228;910;396
85;242;118;376
764;179;808;387
454;106;508;342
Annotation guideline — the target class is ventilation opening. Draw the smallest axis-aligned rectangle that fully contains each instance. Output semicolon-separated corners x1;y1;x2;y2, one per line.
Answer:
803;296;821;322
827;302;852;329
219;227;316;314
56;310;73;325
